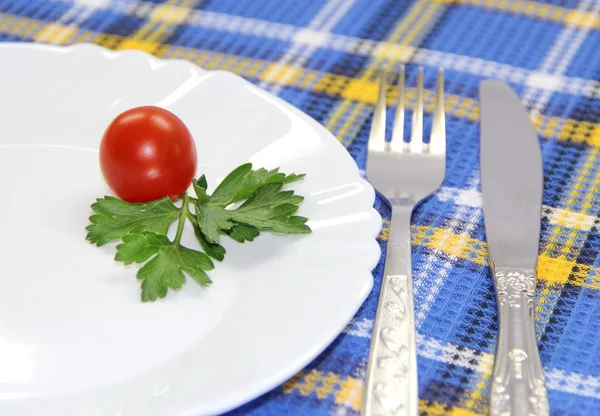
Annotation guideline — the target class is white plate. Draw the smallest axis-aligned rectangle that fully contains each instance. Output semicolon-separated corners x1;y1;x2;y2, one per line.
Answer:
0;43;381;416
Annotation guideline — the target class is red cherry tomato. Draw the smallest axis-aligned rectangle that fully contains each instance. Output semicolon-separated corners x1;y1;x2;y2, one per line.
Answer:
99;106;197;203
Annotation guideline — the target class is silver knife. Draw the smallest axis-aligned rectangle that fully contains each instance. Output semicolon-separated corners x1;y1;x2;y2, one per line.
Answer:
479;80;549;416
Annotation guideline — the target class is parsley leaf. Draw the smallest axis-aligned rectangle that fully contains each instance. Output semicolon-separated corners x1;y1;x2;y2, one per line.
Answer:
86;196;180;246
225;223;260;243
193;222;226;261
230;166;305;203
115;232;214;302
206;163;305;207
196;203;234;243
231;183;310;233
196;180;310;243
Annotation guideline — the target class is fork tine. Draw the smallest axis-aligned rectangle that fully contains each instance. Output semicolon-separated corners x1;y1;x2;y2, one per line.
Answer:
368;74;387;153
390;65;405;152
409;67;424;152
430;67;446;154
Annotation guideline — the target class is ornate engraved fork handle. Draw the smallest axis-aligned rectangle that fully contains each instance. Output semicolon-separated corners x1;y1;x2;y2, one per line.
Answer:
490;267;549;416
363;205;418;416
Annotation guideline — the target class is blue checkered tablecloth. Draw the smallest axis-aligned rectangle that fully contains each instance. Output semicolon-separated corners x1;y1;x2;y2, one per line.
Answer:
2;0;600;414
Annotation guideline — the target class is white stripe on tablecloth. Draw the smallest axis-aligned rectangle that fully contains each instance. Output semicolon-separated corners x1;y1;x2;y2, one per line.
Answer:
414;177;483;325
343;321;600;399
436;186;597;231
344;317;374;338
545;368;600;398
54;0;113;36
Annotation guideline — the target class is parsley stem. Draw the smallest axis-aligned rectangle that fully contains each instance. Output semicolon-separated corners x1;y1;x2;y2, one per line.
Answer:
186;211;197;225
188;196;199;203
174;192;189;245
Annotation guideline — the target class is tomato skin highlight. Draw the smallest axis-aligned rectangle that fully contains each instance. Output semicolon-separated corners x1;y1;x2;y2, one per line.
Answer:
99;106;197;203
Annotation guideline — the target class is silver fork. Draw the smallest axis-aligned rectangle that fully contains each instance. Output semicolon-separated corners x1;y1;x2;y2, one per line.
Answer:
362;66;446;416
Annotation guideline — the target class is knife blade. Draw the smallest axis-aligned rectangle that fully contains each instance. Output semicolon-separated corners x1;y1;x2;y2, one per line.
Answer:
479;80;549;416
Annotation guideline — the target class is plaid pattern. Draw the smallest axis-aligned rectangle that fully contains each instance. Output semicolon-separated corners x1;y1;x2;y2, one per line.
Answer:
2;0;600;414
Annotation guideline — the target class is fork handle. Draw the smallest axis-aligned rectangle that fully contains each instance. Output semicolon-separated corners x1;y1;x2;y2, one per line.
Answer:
490;267;549;416
362;205;418;416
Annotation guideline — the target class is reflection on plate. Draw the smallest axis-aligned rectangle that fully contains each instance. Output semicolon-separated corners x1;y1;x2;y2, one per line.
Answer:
0;43;381;415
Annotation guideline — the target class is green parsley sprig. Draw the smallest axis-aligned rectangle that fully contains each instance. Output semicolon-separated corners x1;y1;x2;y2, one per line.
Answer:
86;163;311;301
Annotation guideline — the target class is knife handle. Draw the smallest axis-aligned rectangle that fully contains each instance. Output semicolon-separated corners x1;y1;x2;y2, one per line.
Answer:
490;267;549;416
362;206;418;416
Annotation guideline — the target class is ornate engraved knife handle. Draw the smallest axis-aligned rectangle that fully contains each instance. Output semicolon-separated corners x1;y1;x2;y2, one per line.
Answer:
490;267;549;416
362;206;418;416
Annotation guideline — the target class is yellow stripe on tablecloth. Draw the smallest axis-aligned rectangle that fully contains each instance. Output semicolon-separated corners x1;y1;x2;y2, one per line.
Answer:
420;400;486;416
451;406;486;416
561;151;600;227
553;117;600;146
564;9;600;29
539;256;595;287
570;151;600;215
377;223;599;289
118;0;198;52
418;400;452;415
411;226;489;265
452;0;564;23
282;369;485;415
378;219;391;240
150;4;192;24
379;225;488;262
444;0;600;29
0;13;57;41
35;23;78;44
590;125;600;147
116;38;160;53
462;373;490;414
283;370;362;409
